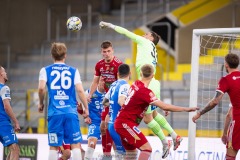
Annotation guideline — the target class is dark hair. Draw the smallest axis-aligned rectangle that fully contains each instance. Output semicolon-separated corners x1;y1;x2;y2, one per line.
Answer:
51;42;67;61
101;41;113;49
150;31;160;45
118;64;130;78
225;53;239;69
141;64;154;78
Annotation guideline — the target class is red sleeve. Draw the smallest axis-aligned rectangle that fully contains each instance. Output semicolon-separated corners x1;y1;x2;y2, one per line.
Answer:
95;62;101;76
217;77;228;93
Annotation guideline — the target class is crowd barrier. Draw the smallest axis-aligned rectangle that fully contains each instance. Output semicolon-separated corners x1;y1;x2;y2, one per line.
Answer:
0;134;239;160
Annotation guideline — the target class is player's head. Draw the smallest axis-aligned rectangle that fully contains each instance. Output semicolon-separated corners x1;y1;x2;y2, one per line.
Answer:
143;31;160;45
51;42;67;61
101;41;114;63
118;64;130;79
140;64;154;79
224;53;239;73
0;66;8;82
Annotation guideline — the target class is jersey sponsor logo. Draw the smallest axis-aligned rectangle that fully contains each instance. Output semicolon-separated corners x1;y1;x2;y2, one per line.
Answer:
4;93;10;98
52;66;70;70
54;90;69;100
3;136;10;143
122;123;141;140
73;136;81;141
133;126;141;134
121;87;128;95
5;88;10;98
94;101;101;109
232;76;240;80
150;105;157;111
59;100;65;106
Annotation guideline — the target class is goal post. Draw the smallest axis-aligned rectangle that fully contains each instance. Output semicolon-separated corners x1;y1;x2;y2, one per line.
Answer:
188;28;240;160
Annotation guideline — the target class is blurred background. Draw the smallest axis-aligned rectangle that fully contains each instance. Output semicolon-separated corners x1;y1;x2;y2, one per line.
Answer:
0;0;240;137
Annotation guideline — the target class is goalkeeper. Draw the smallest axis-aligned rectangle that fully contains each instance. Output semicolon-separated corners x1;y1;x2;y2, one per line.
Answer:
99;21;183;157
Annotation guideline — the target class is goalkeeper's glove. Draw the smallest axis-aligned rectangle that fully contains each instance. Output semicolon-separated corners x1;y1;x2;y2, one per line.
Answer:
99;21;115;29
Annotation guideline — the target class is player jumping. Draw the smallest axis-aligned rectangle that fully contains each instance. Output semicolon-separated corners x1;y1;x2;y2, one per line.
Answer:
99;21;182;158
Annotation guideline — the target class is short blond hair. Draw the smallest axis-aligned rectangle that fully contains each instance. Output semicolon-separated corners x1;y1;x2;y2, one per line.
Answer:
51;42;67;61
141;64;154;78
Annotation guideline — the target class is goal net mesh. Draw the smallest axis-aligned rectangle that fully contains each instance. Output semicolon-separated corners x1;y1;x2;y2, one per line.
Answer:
196;34;240;137
188;29;240;159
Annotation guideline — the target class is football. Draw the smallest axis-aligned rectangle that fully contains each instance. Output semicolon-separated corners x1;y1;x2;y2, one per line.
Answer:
66;16;82;32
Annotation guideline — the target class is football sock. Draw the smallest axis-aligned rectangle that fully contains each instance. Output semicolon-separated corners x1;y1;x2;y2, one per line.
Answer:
84;147;95;160
138;149;152;160
147;119;165;140
154;113;177;139
226;154;236;160
114;150;124;160
48;150;58;160
102;129;113;155
72;148;82;160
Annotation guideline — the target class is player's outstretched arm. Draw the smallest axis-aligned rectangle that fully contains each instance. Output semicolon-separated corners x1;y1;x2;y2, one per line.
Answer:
99;21;139;42
152;100;199;112
192;91;224;123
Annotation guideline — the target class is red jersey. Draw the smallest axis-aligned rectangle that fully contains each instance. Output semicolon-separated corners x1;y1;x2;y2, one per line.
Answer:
115;80;159;126
216;71;240;121
95;56;122;92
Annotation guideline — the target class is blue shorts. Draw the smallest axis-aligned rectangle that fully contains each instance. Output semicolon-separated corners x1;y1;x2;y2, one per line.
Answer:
48;113;82;146
87;123;101;140
108;123;125;154
0;124;18;146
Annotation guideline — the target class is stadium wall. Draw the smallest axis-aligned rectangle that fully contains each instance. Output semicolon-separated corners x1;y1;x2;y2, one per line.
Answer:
177;3;240;63
0;134;239;160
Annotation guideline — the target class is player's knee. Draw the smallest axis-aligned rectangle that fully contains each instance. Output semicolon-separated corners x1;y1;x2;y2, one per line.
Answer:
8;143;19;155
89;140;96;148
226;154;236;160
62;150;71;159
143;114;153;124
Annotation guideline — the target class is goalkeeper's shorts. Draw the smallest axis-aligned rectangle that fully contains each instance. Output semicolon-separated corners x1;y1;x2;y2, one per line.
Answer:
146;77;161;114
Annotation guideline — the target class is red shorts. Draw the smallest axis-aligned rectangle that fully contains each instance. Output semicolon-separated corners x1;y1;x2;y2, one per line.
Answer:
114;120;148;150
101;106;109;121
227;119;240;150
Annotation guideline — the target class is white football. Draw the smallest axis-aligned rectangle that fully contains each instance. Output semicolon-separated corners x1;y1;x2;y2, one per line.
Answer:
66;16;82;32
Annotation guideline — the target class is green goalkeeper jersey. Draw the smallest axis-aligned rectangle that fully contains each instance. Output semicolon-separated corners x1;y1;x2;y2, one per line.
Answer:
115;26;158;78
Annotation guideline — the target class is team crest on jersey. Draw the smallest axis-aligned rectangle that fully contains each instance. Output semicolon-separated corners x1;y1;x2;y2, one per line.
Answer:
110;67;114;71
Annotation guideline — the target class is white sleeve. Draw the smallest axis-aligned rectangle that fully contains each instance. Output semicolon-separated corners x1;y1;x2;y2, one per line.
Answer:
74;69;82;85
105;90;110;100
0;86;11;100
118;84;130;98
39;68;47;81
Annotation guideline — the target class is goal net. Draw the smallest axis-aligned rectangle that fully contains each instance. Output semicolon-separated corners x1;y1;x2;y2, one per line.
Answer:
188;28;240;159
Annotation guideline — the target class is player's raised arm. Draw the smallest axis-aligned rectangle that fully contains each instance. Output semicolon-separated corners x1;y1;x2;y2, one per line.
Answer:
99;21;141;43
